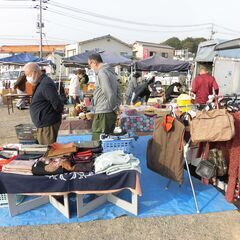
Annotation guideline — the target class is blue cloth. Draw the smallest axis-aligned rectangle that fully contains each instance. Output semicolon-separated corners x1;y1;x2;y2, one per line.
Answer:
0;136;236;227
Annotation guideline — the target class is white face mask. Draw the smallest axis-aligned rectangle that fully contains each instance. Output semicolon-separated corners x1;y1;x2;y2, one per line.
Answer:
26;76;34;85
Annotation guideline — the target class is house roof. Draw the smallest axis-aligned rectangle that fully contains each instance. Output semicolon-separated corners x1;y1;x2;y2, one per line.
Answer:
0;45;66;53
78;34;131;48
134;41;174;49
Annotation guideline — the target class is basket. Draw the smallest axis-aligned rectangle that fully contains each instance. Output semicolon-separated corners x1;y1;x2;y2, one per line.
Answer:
15;124;37;140
101;137;134;153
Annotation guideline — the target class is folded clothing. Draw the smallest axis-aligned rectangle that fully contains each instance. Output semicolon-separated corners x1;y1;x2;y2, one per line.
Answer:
15;154;43;160
74;141;100;149
94;150;141;175
47;142;77;157
2;160;36;175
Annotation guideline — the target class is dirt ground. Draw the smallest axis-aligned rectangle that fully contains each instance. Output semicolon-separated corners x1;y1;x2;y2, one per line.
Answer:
0;104;239;240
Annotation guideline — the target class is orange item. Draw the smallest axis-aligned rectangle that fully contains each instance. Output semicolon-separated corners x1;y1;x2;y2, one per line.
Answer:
0;155;17;171
88;83;94;91
161;115;175;132
25;82;34;95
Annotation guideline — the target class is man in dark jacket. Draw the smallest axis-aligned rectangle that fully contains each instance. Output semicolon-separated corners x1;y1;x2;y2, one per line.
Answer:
132;76;155;104
24;62;63;145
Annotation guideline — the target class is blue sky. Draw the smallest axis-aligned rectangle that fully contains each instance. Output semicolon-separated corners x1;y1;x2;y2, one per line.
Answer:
0;0;239;45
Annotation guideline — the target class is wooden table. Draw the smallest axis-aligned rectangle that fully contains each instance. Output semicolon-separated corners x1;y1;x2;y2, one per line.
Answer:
4;93;32;114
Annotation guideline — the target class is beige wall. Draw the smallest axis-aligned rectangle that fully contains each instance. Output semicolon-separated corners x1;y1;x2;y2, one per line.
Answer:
79;38;131;55
65;43;79;57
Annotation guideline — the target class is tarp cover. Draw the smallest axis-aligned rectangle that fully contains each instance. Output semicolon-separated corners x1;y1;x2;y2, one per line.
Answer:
134;55;189;72
62;50;131;67
195;39;240;62
0;53;55;67
0;135;236;227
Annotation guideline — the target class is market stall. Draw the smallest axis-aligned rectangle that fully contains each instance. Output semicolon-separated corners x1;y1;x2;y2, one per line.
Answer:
0;140;141;218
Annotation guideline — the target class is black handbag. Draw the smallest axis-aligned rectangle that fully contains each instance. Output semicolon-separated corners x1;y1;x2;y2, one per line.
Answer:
195;159;217;180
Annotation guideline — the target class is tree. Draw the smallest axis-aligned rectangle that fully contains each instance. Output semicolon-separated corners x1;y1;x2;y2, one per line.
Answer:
162;37;182;50
162;37;207;53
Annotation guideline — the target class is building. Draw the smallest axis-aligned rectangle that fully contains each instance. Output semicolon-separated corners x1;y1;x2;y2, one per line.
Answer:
132;41;174;59
174;49;195;61
65;34;132;58
0;44;66;58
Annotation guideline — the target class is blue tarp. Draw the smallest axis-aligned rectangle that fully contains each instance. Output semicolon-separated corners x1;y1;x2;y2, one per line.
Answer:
0;135;236;227
0;53;55;68
62;50;131;67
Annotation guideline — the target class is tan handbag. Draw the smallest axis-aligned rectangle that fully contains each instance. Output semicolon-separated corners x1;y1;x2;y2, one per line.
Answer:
190;109;235;143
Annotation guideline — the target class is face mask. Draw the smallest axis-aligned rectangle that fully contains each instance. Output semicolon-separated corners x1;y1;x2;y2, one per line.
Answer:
26;76;34;85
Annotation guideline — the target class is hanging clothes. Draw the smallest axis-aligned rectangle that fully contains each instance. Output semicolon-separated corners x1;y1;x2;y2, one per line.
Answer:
225;112;240;202
147;115;185;183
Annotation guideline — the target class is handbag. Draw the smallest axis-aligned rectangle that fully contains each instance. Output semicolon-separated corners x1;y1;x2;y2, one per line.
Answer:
208;149;228;177
190;109;235;143
195;159;217;179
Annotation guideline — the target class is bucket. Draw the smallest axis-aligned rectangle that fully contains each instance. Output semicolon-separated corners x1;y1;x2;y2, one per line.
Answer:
177;94;192;113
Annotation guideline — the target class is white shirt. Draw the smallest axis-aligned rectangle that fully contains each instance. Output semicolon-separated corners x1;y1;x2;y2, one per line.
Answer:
69;75;80;96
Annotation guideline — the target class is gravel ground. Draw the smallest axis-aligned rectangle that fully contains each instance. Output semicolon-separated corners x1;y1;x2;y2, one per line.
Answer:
0;105;239;240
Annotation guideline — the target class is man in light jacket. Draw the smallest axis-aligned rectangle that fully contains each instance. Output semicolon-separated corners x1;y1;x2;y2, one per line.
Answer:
88;53;121;140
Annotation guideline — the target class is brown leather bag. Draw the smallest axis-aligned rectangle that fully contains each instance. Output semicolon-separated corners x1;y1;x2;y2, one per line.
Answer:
190;109;235;143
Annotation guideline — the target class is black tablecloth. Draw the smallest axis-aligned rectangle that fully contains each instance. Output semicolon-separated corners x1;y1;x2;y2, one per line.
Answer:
0;170;136;194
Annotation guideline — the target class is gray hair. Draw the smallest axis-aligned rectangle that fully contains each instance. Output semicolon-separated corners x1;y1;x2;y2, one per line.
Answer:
23;62;41;73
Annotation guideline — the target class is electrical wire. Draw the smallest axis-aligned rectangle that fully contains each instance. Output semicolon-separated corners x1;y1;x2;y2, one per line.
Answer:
49;1;212;29
47;8;211;34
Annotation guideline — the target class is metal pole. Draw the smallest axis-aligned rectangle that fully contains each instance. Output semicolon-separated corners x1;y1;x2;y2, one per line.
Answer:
184;143;200;213
39;0;43;58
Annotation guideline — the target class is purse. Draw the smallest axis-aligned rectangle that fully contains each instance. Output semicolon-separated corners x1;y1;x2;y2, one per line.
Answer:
195;159;217;179
208;149;228;177
190;109;235;143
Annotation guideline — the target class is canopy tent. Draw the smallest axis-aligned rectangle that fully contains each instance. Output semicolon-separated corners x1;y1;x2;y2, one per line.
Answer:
134;55;190;72
62;50;131;67
0;53;56;68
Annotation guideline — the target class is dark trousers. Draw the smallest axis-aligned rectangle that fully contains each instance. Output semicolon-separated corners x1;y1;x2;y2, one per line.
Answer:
36;121;61;145
92;112;117;141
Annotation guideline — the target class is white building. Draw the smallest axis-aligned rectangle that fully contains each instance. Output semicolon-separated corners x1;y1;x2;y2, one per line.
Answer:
65;34;132;57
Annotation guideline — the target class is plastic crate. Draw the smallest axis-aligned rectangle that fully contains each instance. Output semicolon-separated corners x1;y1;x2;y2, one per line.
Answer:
0;194;8;207
15;124;37;140
0;194;25;207
101;137;134;153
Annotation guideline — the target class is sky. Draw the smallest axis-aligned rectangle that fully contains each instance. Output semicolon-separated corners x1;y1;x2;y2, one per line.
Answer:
0;0;239;46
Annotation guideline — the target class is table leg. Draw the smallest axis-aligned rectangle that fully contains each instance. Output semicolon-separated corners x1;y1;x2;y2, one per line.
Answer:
7;194;49;217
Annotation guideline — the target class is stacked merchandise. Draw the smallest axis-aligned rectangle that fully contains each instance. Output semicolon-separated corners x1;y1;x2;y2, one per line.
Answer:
1;141;141;178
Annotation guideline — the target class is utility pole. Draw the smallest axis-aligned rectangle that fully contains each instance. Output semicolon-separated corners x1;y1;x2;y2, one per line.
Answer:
210;23;216;40
39;0;43;58
33;0;48;58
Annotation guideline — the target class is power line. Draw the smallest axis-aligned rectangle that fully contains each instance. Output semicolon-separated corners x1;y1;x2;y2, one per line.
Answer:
49;1;212;29
47;8;211;34
214;24;240;34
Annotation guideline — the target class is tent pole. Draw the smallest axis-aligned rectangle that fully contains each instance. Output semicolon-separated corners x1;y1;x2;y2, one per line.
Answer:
58;63;62;94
